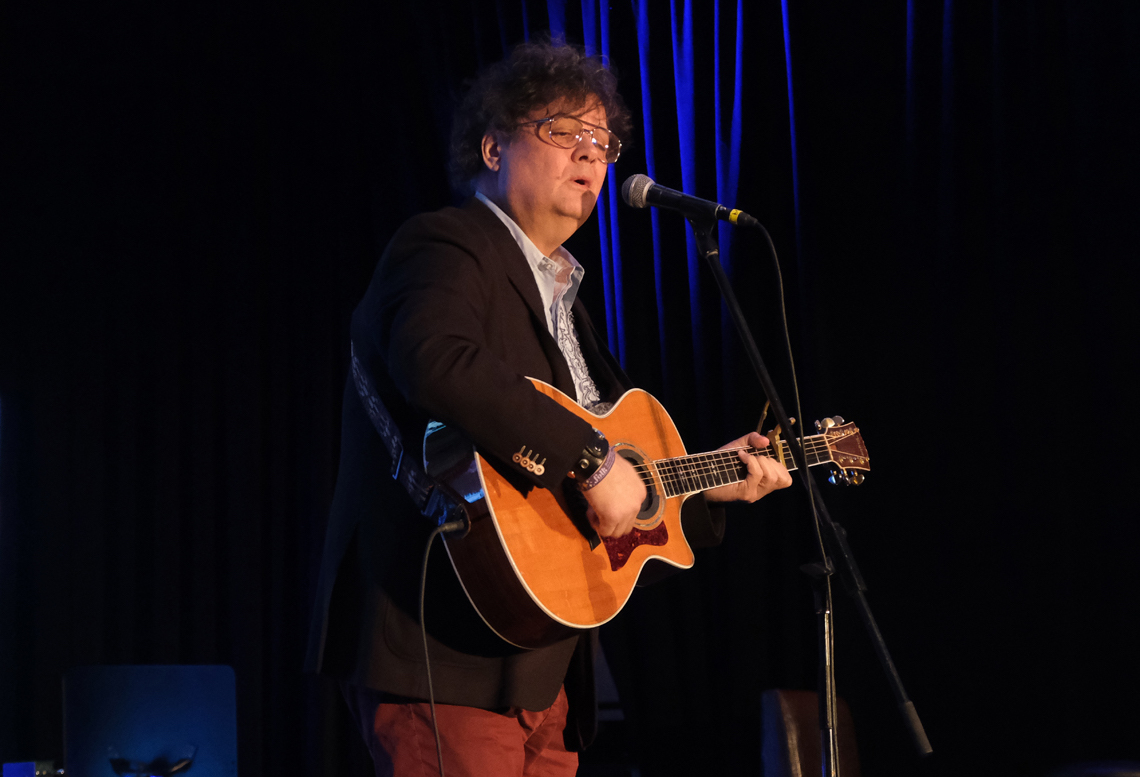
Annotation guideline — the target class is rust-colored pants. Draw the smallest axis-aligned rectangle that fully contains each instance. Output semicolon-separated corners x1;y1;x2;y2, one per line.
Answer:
342;683;578;777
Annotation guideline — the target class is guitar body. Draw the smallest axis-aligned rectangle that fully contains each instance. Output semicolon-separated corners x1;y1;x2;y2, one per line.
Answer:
425;379;870;649
426;379;696;649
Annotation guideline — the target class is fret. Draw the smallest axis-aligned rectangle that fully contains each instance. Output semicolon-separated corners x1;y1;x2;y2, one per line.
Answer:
657;459;674;498
683;455;701;491
726;452;748;484
693;451;711;487
662;459;681;498
693;454;711;491
638;427;870;498
702;453;725;489
714;452;740;487
650;434;837;495
706;455;721;487
670;457;689;497
682;454;701;493
677;456;692;494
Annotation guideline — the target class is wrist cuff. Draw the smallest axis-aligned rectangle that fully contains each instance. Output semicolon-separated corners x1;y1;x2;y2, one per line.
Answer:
579;447;617;491
568;429;609;482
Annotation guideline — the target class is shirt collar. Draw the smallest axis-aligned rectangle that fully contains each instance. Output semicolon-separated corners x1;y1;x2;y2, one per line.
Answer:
475;192;585;284
475;192;585;322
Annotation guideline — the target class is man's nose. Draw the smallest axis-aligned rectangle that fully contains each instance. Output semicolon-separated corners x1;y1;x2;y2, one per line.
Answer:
574;133;603;162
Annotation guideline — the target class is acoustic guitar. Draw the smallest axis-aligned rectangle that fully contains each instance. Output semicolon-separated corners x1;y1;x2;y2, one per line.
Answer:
423;378;870;649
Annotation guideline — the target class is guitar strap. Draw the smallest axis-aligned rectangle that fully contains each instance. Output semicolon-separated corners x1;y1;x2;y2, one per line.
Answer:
349;340;458;525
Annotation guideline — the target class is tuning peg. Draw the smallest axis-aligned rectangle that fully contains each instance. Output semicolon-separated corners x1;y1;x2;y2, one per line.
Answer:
774;418;795;433
766;418;795;438
828;468;849;486
815;417;836;432
830;415;845;425
848;470;864;485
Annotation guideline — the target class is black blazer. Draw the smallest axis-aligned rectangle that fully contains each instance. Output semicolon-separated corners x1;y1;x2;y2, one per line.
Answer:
306;199;722;747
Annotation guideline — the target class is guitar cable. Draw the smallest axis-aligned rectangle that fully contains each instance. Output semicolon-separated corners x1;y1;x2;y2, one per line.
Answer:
419;513;468;777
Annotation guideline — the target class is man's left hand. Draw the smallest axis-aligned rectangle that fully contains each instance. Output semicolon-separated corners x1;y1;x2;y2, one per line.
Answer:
704;431;793;503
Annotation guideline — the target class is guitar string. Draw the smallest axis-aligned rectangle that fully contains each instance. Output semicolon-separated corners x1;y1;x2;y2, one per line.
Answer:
648;437;843;467
626;439;836;476
628;439;864;497
641;453;754;498
628;439;843;479
642;452;784;490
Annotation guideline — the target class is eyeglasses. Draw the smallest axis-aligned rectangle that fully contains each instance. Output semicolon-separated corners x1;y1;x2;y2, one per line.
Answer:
519;116;623;164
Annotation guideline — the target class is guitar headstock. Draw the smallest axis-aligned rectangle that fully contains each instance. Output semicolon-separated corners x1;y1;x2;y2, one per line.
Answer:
814;417;870;485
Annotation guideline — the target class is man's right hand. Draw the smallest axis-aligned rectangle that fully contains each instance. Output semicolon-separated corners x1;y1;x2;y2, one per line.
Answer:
581;455;647;538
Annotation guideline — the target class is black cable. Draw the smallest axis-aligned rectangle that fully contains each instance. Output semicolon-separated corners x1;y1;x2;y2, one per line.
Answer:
753;222;829;566
754;223;843;775
417;511;469;777
419;524;449;777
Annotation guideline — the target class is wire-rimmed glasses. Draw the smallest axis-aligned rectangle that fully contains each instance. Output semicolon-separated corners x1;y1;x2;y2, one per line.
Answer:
519;116;622;163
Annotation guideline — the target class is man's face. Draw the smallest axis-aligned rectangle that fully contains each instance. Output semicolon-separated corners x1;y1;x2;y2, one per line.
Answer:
481;99;610;253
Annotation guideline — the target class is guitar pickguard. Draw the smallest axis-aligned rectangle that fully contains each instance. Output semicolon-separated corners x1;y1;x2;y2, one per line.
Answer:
601;523;669;571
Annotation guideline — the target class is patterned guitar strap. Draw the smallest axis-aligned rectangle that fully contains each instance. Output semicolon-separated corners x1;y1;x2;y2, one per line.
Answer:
349;340;464;530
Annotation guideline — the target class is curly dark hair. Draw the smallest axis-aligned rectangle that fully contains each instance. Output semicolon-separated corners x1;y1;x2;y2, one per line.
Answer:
448;40;633;194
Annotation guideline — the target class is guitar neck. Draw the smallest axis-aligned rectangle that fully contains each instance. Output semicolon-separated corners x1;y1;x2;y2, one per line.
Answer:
651;437;831;498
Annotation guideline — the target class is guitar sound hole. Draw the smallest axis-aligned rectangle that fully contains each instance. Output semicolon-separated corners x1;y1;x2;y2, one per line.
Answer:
617;449;661;523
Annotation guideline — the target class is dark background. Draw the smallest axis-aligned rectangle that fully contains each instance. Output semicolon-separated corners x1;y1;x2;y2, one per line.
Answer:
3;1;1139;775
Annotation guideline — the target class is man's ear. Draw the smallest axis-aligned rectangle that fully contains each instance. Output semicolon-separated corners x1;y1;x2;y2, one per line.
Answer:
481;131;503;172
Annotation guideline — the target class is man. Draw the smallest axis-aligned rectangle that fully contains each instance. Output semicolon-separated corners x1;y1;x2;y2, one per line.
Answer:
307;41;791;776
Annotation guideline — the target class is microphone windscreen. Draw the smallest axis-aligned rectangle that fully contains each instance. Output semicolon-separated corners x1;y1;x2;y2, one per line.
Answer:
621;174;654;208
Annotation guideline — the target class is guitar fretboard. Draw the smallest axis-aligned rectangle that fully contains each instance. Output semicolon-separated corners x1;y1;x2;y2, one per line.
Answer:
646;437;835;498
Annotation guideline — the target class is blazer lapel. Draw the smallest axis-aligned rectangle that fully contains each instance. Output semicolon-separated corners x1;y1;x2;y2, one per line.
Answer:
462;199;576;394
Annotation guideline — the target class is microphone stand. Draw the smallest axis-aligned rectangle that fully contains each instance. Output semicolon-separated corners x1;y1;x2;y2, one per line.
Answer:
686;218;933;776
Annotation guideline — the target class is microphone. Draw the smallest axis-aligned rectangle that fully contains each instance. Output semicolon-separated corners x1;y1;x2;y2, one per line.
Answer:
621;174;760;228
